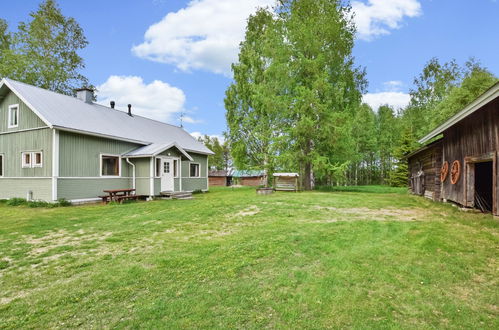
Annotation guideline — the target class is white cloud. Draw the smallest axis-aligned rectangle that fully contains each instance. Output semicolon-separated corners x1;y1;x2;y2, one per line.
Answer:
96;76;186;123
182;116;203;124
132;0;274;75
362;91;410;111
352;0;422;40
383;80;404;92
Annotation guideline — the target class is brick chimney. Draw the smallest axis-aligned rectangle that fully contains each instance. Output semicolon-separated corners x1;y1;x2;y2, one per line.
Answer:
75;87;94;103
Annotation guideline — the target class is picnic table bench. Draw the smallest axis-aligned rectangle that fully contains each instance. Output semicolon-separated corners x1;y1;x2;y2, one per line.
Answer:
101;188;138;204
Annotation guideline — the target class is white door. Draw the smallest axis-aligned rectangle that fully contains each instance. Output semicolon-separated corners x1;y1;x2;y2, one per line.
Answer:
160;158;174;192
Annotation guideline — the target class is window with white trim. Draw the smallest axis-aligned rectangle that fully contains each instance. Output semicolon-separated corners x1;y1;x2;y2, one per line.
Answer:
155;158;161;177
33;152;42;167
189;163;200;177
101;155;120;176
22;152;31;168
173;159;178;177
22;151;43;168
8;104;19;128
0;154;3;177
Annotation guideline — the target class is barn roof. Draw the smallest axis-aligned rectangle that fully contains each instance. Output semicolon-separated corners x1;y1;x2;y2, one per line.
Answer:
0;78;213;155
419;81;499;144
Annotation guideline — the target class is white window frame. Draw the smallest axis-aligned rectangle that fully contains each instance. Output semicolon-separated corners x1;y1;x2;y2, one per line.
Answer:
22;152;32;168
173;159;179;178
155;157;162;178
32;151;43;168
100;154;121;177
8;104;19;128
0;154;4;177
189;162;200;178
21;151;43;169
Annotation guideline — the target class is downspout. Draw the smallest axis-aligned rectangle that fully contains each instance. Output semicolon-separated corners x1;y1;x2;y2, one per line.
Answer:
126;158;136;190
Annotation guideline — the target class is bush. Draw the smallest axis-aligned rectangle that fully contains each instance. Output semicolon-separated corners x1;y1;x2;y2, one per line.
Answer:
6;198;27;206
57;198;72;207
5;197;72;208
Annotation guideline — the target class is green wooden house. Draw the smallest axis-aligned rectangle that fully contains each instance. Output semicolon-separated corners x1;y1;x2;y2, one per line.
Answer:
0;78;213;203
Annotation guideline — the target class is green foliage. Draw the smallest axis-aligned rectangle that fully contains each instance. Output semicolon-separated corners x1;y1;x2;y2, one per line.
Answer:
226;0;365;189
225;8;286;186
0;0;90;95
6;198;27;206
5;197;71;208
197;135;231;170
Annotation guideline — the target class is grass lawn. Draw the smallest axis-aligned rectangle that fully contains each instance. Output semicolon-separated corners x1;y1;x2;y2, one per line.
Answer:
0;187;498;328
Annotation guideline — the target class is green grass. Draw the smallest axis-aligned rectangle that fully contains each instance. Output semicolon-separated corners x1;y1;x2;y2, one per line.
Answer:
0;187;497;328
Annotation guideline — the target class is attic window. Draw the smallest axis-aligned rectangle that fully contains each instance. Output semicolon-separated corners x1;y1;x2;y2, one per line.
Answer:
101;155;120;176
8;104;19;128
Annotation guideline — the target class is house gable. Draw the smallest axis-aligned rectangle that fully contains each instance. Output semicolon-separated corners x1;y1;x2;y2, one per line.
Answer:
0;89;48;133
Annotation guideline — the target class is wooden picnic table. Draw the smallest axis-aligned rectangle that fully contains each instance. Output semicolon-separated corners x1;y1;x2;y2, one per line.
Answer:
101;188;137;204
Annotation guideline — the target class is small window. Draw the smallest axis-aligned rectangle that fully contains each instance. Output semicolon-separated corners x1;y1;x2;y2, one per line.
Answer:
164;162;170;174
0;155;3;177
190;163;200;177
8;104;19;128
173;159;178;177
22;152;31;168
156;158;161;177
33;152;42;168
101;155;120;176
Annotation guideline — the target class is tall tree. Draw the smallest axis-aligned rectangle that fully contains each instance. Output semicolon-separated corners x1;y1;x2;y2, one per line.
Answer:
430;60;497;128
198;135;231;171
0;0;90;95
225;8;287;186
376;105;399;184
279;0;366;190
403;58;463;139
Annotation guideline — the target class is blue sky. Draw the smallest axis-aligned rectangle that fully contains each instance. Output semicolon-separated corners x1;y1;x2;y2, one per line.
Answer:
2;0;498;139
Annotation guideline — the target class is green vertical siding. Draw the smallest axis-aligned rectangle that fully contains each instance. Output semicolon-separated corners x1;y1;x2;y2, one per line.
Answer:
135;178;150;196
59;131;140;177
0;91;47;133
180;152;208;191
0;178;52;200
58;178;131;200
0;128;52;177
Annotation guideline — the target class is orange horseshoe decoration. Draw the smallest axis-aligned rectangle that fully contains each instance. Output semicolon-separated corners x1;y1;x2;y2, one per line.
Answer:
440;161;449;182
450;160;460;184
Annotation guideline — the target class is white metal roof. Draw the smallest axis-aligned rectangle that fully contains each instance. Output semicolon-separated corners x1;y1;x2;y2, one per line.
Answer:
419;82;499;144
0;78;214;155
123;142;193;160
273;173;299;177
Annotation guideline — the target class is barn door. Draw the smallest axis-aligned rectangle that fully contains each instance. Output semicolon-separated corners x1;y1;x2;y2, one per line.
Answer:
465;162;475;207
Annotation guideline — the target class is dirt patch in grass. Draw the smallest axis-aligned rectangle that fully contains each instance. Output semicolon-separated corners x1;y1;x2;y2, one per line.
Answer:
23;229;113;256
230;205;261;218
308;206;429;222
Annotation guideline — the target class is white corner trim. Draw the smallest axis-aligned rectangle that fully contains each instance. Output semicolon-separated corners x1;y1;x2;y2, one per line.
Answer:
52;129;59;201
149;157;154;197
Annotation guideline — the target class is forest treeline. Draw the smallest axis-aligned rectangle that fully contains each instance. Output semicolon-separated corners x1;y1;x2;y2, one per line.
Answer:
219;0;498;189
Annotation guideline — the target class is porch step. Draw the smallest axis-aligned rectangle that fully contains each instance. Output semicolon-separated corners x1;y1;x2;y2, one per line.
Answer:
160;191;193;200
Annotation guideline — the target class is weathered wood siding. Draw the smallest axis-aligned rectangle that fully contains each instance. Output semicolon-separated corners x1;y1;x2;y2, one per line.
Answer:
441;97;498;215
408;141;442;201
